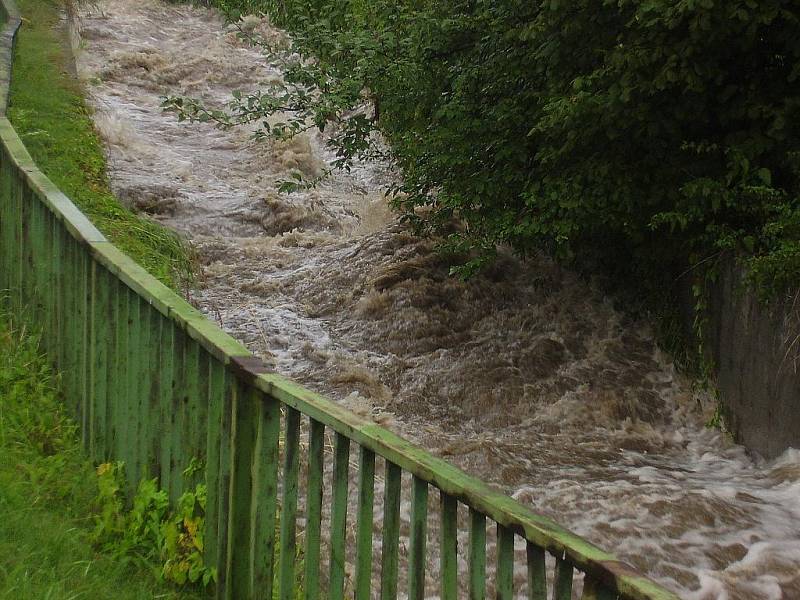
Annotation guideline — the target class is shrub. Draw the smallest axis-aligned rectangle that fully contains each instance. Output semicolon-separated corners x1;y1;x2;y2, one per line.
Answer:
172;0;800;297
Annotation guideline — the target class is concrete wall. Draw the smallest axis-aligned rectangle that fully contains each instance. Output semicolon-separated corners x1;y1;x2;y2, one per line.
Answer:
697;261;800;458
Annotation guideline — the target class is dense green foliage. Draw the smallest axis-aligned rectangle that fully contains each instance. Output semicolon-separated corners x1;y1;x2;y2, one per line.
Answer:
11;0;193;290
181;0;800;300
0;313;200;599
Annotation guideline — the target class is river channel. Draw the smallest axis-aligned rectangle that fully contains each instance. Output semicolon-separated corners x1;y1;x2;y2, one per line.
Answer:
74;1;800;597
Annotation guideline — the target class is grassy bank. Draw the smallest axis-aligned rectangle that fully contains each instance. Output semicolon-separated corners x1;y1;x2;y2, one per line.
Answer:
0;314;202;599
0;1;207;596
7;0;193;289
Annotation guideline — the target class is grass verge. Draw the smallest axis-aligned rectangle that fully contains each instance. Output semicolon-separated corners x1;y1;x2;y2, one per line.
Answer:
0;312;202;599
7;0;194;290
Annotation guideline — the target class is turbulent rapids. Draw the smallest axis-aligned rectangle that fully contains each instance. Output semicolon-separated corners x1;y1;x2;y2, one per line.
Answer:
75;1;800;597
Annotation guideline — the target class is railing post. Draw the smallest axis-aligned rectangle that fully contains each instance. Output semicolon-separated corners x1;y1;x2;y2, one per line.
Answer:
354;446;376;600
226;380;258;599
469;509;486;600
204;356;226;574
408;476;428;600
278;407;301;600
251;387;281;600
303;418;325;600
380;462;402;600
329;433;350;600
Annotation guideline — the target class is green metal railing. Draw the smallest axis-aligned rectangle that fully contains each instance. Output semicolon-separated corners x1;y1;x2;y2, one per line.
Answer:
0;2;680;599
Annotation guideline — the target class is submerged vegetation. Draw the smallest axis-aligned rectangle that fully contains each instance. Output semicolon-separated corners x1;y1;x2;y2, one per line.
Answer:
174;0;799;312
9;0;193;290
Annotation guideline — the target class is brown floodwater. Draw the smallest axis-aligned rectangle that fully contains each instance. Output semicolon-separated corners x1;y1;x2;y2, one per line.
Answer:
74;2;800;597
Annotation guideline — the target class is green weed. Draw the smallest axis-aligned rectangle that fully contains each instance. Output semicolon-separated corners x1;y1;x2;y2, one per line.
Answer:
92;461;215;589
0;313;202;599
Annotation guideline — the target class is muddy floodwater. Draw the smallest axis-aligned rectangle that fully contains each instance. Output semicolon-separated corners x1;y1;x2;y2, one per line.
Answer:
74;1;800;597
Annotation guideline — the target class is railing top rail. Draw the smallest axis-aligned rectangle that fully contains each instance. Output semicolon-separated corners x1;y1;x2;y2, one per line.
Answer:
0;1;679;598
